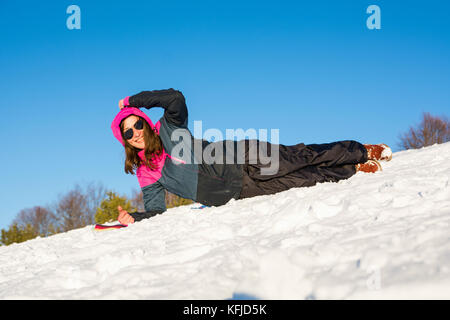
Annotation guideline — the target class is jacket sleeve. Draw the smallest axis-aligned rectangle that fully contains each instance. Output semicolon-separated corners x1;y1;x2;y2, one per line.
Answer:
127;88;188;127
129;182;167;222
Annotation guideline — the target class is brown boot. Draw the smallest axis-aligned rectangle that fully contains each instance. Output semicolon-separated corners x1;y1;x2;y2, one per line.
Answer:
355;159;382;173
363;143;392;161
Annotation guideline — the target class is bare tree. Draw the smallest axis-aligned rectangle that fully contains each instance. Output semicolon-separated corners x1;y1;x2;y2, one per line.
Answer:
165;190;194;208
50;182;107;232
84;182;107;225
399;112;450;150
130;188;193;212
130;188;145;212
13;206;58;237
54;186;89;232
4;182;107;240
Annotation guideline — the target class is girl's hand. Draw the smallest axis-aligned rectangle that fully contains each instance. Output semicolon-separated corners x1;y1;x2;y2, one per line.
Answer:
118;99;125;110
117;205;135;225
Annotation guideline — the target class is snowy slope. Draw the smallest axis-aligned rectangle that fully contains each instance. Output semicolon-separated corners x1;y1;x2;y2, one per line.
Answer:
1;143;450;300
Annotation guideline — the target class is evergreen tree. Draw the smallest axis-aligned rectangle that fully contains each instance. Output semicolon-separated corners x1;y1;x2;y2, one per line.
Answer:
165;191;194;208
0;223;39;246
95;192;133;224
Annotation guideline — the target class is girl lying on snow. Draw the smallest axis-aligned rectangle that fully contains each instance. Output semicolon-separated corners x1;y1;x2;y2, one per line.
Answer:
111;89;392;225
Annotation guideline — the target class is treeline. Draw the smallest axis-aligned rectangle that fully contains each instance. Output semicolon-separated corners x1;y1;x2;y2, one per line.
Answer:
0;182;193;246
398;112;449;150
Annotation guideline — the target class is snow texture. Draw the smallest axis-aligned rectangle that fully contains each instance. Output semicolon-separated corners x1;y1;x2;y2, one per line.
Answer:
1;142;449;299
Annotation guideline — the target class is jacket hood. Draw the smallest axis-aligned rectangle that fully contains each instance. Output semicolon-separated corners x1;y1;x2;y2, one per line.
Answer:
111;107;158;146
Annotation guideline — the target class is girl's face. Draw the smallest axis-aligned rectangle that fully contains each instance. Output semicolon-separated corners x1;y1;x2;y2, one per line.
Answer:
122;115;146;149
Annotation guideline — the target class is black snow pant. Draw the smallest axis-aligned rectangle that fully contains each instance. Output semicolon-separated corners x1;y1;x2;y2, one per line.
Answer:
238;140;368;199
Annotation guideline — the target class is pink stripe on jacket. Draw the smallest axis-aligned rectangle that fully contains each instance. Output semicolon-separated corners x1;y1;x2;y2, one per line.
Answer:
111;107;168;188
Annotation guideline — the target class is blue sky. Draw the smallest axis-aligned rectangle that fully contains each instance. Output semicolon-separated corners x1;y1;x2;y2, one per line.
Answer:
1;0;449;229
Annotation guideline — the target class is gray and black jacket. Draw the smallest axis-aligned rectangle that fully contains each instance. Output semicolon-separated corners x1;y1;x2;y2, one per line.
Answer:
111;89;244;221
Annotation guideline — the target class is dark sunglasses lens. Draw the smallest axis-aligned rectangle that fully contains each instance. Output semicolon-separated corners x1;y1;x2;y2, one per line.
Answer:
134;119;144;130
123;128;134;140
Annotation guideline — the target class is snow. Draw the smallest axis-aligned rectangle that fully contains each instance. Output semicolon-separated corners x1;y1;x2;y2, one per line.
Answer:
1;142;450;299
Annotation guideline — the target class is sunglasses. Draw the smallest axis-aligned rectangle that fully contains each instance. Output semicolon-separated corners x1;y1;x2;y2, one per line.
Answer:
123;119;144;140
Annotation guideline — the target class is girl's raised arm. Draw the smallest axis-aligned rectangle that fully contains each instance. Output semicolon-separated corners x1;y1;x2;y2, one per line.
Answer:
121;88;188;127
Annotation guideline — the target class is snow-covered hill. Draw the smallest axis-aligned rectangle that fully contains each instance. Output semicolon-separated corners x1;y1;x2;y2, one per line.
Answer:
1;143;450;299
